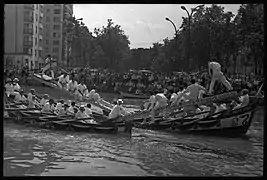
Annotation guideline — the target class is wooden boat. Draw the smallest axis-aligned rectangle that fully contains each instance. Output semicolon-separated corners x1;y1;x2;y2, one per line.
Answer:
119;91;150;99
133;96;260;137
4;108;133;135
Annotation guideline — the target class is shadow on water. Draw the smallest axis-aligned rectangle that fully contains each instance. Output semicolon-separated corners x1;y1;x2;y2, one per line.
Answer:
4;107;264;176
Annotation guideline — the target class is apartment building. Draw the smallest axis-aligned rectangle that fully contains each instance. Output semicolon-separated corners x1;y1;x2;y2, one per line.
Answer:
4;4;73;70
43;4;73;67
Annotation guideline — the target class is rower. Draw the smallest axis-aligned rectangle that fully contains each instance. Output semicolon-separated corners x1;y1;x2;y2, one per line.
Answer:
57;72;69;89
14;89;27;103
150;92;168;123
233;89;250;110
41;99;56;113
27;89;36;107
5;78;14;99
77;80;87;101
108;99;130;120
28;95;39;109
40;94;49;107
58;103;72;116
84;103;93;116
169;89;178;106
12;78;21;92
55;99;64;112
67;76;78;94
143;91;156;110
75;105;90;119
208;59;233;94
67;101;76;114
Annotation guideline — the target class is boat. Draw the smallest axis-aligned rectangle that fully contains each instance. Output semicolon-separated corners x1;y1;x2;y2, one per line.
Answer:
119;91;150;99
4;107;133;135
132;95;260;137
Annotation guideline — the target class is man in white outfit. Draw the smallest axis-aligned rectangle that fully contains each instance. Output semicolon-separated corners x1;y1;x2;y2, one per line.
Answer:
41;55;57;78
208;60;233;94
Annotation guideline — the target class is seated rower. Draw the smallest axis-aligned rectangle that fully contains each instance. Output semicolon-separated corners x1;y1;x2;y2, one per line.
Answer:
55;99;64;112
14;89;27;103
41;99;56;113
57;73;69;89
84;103;93;116
28;95;39;109
12;78;21;92
58;103;72;116
77;80;88;101
40;94;49;107
5;78;14;98
67;101;76;114
169;90;178;106
27;89;36;103
108;99;130;120
67;77;78;94
75;105;90;119
212;103;227;117
233;89;250;110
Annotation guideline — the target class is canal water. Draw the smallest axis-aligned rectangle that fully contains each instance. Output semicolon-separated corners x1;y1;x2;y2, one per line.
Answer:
4;107;264;176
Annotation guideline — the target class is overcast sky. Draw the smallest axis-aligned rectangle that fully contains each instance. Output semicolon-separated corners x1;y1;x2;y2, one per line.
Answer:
73;4;240;49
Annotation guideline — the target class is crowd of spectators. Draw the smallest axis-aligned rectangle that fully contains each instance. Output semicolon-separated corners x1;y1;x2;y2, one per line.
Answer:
4;66;264;96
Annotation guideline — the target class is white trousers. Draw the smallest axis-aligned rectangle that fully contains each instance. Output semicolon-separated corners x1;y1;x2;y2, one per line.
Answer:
209;71;233;93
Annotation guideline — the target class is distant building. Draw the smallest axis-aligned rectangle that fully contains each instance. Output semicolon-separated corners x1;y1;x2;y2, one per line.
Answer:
4;4;73;70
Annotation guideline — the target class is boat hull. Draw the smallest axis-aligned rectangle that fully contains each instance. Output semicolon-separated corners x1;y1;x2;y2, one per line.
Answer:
120;91;149;99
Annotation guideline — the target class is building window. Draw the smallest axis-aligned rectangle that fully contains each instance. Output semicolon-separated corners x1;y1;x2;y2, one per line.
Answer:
39;50;42;57
53;40;60;45
36;26;38;34
35;49;37;56
23;48;29;55
53;32;60;38
45;47;49;52
47;8;50;13
46;16;50;22
53;24;60;30
36;14;38;22
35;37;37;45
54;17;61;22
54;9;61;14
53;47;59;52
46;40;49;44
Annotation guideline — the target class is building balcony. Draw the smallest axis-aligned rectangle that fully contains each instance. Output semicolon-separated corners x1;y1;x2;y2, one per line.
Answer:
23;41;33;46
23;28;33;34
39;23;43;29
24;16;34;22
24;4;34;10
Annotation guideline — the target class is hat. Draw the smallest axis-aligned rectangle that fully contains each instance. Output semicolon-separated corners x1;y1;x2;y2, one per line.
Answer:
43;94;49;99
117;99;124;104
80;105;85;109
13;78;19;82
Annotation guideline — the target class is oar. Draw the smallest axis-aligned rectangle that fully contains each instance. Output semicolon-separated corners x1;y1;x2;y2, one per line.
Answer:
47;116;94;124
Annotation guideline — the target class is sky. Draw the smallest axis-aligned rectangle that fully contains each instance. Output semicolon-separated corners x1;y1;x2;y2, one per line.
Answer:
73;4;241;49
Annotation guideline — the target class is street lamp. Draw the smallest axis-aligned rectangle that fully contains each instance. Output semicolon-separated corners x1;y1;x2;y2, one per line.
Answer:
181;5;203;72
165;17;178;36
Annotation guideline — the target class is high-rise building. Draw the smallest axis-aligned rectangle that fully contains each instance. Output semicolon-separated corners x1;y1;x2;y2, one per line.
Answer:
43;4;73;67
4;4;73;70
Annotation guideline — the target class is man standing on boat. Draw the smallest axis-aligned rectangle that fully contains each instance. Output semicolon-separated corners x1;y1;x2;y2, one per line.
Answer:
208;59;233;94
41;55;57;79
150;91;168;123
57;72;69;89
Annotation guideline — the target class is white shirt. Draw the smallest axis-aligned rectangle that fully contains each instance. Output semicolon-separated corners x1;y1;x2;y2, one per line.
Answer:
209;61;221;74
75;110;90;119
108;105;128;119
87;90;96;99
184;83;206;101
58;75;69;84
14;92;27;102
84;107;93;116
93;93;101;102
67;106;75;114
155;93;168;107
55;102;63;111
41;102;56;113
5;83;14;96
239;94;249;107
170;93;178;103
40;98;48;107
67;80;78;92
13;83;21;92
27;92;33;102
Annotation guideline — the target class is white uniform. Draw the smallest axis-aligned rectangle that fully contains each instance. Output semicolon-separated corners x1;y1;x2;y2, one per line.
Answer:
84;107;93;116
108;105;128;119
183;83;206;101
55;102;63;111
67;80;78;94
41;102;56;113
40;98;48;107
208;61;233;93
170;93;178;105
14;92;27;102
13;83;21;92
233;94;250;110
67;106;75;114
75;110;90;119
57;75;69;89
5;83;14;97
